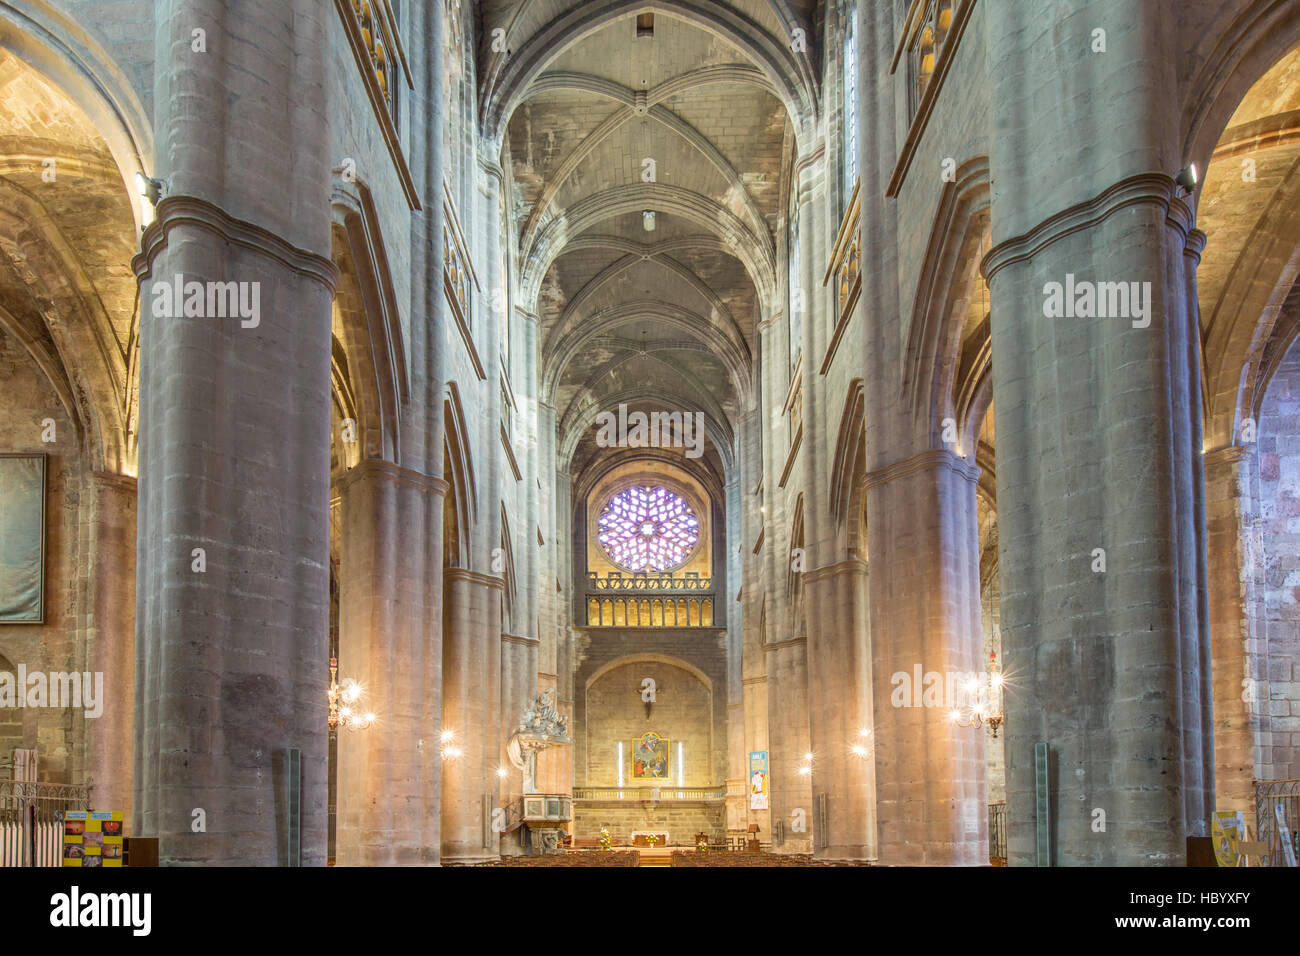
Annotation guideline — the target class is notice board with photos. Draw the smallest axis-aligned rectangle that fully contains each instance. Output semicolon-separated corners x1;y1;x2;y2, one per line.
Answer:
63;811;124;867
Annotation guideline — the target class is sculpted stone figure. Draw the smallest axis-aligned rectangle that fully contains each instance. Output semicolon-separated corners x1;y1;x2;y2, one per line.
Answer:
518;688;569;739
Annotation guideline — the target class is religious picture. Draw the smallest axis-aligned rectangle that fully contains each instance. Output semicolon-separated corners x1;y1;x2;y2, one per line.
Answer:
632;731;669;779
749;751;769;810
0;454;45;623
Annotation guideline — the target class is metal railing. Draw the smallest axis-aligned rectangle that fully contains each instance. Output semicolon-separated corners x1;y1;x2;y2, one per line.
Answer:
573;786;727;801
1255;778;1300;867
0;780;91;867
988;801;1007;863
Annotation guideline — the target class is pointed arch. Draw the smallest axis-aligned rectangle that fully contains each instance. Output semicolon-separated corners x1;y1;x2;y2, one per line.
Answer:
522;182;777;314
1202;156;1300;448
902;157;990;450
443;382;476;567
560;387;734;471
787;492;805;639
499;503;518;634
0;1;155;231
0;187;129;471
1181;1;1300;177
331;178;408;464
830;379;866;532
481;0;816;149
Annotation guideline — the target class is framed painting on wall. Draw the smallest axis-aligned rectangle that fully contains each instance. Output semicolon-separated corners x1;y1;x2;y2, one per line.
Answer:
0;454;46;623
632;731;669;779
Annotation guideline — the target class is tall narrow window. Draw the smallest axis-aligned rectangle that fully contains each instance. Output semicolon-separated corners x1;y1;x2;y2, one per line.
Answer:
788;196;802;373
843;7;859;201
908;0;956;118
498;184;511;370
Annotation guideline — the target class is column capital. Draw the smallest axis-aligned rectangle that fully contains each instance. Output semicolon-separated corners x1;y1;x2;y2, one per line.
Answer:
502;633;540;647
804;557;868;585
444;566;506;591
133;194;339;295
90;470;137;493
864;447;979;490
763;636;806;652
793;140;826;180
1204;444;1254;467
336;458;450;497
982;172;1195;284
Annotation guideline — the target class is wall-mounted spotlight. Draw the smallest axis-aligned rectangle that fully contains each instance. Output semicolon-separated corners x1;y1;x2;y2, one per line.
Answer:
1174;163;1198;196
642;210;656;232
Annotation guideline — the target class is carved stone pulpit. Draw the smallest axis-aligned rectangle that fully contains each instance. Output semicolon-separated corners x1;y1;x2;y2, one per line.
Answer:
506;690;573;853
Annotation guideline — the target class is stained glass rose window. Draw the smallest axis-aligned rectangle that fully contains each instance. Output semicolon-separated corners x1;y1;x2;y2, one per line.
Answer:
597;486;700;573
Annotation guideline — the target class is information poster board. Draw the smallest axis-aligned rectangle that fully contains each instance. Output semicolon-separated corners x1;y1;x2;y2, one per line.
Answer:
63;810;123;868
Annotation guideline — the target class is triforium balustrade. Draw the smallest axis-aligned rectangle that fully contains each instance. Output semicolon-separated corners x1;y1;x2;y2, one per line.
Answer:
583;572;715;628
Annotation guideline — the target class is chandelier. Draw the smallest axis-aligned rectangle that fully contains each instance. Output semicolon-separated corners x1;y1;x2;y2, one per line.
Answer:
328;657;375;733
948;650;1005;738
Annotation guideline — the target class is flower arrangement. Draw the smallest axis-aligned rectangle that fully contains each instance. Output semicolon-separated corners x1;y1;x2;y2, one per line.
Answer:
646;833;659;847
599;827;612;851
696;835;708;852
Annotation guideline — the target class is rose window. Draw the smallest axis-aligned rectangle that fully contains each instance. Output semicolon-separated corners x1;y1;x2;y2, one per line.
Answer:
597;486;700;573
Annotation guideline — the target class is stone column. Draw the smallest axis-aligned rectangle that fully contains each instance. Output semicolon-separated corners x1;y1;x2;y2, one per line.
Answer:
335;461;446;865
737;410;769;839
984;1;1212;866
724;460;747;832
82;472;136;822
804;559;873;859
441;568;503;863
866;451;985;865
765;638;810;853
132;0;334;865
498;634;538;854
552;466;575;745
1205;446;1265;816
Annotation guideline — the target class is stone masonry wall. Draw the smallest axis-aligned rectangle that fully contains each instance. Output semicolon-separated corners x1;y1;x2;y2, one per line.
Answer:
1255;337;1300;779
0;326;83;781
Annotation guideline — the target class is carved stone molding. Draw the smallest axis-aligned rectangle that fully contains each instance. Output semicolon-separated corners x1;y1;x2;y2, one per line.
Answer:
444;567;506;591
335;457;450;497
981;173;1196;284
133;195;339;295
803;557;868;585
863;447;980;490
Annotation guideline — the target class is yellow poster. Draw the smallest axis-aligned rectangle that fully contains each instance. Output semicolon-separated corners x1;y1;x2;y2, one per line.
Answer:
63;810;123;868
1211;810;1244;867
